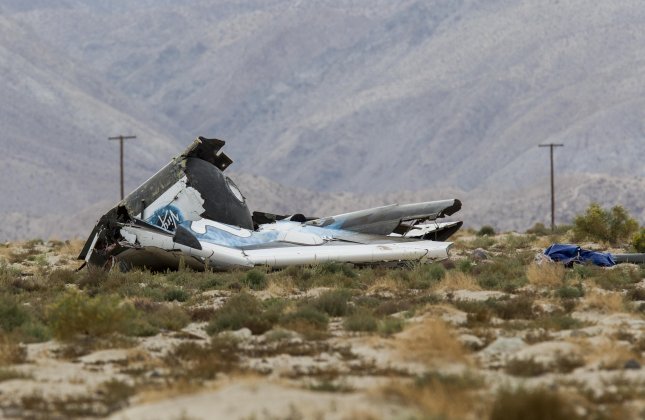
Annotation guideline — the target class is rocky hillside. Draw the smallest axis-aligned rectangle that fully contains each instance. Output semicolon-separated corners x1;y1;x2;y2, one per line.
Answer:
0;0;643;240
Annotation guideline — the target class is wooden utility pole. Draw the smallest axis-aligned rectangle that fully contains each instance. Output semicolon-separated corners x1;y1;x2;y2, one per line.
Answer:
538;143;564;231
108;135;137;200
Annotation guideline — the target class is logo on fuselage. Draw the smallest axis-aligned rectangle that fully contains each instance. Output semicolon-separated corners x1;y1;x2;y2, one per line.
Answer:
147;205;184;231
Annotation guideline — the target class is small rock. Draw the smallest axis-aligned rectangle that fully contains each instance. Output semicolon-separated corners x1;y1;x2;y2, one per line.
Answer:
624;359;641;370
481;337;526;357
471;248;489;261
226;328;253;341
458;334;484;350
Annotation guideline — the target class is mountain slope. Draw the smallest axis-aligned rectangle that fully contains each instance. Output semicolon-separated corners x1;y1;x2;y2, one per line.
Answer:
0;13;186;220
0;1;643;240
6;0;645;194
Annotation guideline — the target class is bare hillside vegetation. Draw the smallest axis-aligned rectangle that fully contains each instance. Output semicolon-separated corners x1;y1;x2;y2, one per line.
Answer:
0;230;644;418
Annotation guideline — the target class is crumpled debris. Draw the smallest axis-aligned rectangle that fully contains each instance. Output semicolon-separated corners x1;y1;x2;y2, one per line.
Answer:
543;244;615;267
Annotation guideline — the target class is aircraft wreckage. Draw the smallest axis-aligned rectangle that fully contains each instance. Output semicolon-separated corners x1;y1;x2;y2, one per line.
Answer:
79;137;463;271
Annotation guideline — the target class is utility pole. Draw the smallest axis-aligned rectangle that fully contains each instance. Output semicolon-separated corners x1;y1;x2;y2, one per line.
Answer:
108;135;136;200
538;143;564;231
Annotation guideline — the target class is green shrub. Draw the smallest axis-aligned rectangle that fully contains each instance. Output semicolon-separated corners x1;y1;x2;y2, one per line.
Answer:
632;228;645;252
316;262;357;278
473;256;527;292
378;317;404;336
592;266;640;290
280;305;328;335
283;266;313;290
48;291;135;340
457;259;474;273
0;263;21;286
243;270;267;290
573;203;638;245
163;288;189;302
142;304;190;332
500;234;536;251
556;284;584;299
477;225;496;236
17;322;51;343
206;293;276;335
0;295;31;332
312;289;352;316
567;264;596;280
47;269;77;288
75;266;109;292
407;264;445;289
0;294;50;342
343;309;378;332
488;295;535;320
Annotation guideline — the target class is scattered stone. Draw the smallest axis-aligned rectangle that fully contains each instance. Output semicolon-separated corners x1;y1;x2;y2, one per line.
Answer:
624;359;641;370
458;334;484;350
471;248;489;261
448;290;506;302
478;337;527;368
510;341;582;371
78;349;130;365
225;328;253;341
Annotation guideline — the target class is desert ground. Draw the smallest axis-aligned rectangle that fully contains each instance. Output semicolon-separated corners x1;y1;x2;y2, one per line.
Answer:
0;229;644;419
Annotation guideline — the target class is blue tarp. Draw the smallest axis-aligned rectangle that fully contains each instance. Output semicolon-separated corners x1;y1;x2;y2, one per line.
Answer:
544;244;616;267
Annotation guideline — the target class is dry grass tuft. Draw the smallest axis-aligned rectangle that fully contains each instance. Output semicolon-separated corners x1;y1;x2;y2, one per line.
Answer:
398;318;470;365
583;289;624;313
381;374;483;420
266;275;297;297
490;387;581;420
435;271;481;292
0;334;26;365
581;339;639;370
366;277;403;295
527;263;565;288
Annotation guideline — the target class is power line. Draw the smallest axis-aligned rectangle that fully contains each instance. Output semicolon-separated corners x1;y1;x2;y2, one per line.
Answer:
538;143;564;231
108;135;137;200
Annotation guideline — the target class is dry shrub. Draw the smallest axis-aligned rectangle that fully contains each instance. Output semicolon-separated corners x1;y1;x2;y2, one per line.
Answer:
435;271;481;292
60;240;85;258
382;373;483;420
0;334;26;365
366;277;403;295
582;339;638;370
399;318;469;365
206;293;280;335
490;387;580;420
279;305;328;339
506;352;584;377
583;289;624;313
166;336;240;380
527;263;565;288
266;275;297;297
48;291;136;340
344;309;378;332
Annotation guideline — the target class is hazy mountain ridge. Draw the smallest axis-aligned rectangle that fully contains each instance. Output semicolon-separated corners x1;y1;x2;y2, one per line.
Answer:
2;171;642;242
6;0;643;193
0;12;186;219
0;1;643;240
